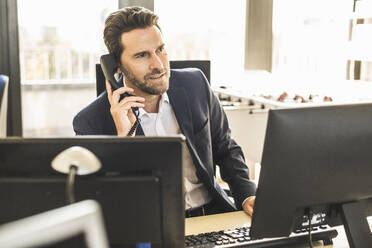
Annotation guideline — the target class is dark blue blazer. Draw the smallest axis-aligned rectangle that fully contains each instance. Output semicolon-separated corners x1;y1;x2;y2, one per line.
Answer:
73;68;256;211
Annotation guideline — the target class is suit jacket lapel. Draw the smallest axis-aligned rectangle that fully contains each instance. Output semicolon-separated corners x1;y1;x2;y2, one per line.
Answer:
167;87;194;141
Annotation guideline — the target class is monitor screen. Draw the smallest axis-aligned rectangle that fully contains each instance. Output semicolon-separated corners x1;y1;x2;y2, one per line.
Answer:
250;103;372;245
0;136;186;248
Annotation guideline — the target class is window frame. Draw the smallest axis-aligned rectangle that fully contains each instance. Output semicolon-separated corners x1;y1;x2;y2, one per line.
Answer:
0;0;23;136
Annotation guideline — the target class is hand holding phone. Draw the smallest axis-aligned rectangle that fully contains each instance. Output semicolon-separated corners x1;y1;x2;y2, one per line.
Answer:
105;81;144;136
101;53;145;136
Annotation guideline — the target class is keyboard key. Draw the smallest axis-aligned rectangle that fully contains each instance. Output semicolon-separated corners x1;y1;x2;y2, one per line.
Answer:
230;233;244;238
238;237;245;242
229;238;236;243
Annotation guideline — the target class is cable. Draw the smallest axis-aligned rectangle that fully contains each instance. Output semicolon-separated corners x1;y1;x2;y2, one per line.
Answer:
308;210;313;248
127;108;140;136
127;118;140;136
66;165;78;204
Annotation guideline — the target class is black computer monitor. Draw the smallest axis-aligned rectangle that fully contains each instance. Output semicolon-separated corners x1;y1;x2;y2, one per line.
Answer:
0;136;186;248
169;60;210;83
250;103;372;247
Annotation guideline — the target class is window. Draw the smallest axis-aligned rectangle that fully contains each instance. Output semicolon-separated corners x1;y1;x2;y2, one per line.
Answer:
347;0;372;81
18;0;117;136
155;0;247;85
272;0;352;82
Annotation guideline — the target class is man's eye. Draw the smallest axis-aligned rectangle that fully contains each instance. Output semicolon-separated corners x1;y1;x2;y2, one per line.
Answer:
158;46;164;53
135;53;146;58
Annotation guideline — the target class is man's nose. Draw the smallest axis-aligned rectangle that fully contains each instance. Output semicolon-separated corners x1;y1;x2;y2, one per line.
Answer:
149;54;164;72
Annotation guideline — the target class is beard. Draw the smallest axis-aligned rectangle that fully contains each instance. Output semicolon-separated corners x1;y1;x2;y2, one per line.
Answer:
120;64;170;95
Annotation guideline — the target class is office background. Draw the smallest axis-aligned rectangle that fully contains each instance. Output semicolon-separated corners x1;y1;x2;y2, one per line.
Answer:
1;0;372;138
1;1;372;247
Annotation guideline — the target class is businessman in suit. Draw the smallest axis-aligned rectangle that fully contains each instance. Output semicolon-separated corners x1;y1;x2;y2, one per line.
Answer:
73;6;256;217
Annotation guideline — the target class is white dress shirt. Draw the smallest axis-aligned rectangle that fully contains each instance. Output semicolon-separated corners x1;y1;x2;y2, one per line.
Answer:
138;93;212;210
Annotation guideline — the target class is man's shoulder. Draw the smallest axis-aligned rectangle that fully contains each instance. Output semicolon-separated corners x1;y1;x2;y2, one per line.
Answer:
73;92;114;135
75;92;109;118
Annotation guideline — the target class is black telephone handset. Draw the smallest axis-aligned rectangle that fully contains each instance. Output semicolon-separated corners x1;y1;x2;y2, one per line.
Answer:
100;53;140;136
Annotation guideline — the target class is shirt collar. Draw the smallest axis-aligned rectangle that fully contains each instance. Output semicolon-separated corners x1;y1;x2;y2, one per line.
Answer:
138;92;170;118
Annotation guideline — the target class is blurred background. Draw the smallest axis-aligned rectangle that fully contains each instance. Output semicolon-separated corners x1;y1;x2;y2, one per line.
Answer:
2;0;372;137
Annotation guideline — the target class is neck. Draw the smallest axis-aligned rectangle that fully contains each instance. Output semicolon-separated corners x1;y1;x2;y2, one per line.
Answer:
142;94;161;113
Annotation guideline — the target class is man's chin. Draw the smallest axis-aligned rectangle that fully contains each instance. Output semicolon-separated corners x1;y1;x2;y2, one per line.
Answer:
145;81;169;95
151;86;168;95
141;86;168;96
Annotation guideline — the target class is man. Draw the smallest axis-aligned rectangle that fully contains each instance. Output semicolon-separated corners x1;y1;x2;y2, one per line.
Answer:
73;6;256;217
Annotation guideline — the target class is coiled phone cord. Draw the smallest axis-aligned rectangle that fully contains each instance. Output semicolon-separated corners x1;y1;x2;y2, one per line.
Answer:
127;108;140;136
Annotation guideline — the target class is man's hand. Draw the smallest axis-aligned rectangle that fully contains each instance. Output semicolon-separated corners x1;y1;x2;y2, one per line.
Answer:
106;81;145;136
242;196;255;216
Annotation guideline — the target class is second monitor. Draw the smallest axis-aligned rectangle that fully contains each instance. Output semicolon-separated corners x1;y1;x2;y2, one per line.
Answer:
251;103;372;247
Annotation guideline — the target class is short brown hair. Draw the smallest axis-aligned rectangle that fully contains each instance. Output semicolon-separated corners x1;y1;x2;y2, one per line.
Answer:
103;6;160;62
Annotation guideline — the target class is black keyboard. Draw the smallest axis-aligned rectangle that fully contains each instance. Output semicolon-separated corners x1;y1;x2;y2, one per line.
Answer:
185;226;338;248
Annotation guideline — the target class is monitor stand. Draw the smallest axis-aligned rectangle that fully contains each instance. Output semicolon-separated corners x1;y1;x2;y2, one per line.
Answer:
341;200;372;248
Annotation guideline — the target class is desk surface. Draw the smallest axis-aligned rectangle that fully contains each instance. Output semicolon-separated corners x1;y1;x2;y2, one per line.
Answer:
185;211;349;248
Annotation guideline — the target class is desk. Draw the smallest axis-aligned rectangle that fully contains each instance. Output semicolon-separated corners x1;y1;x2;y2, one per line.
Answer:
185;211;349;247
